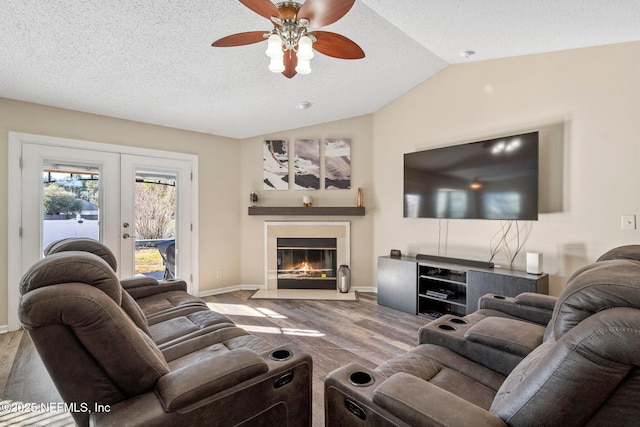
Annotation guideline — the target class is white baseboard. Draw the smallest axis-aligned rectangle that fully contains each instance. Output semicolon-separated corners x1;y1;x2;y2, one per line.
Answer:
352;286;377;293
0;325;9;334
199;284;264;297
199;285;377;297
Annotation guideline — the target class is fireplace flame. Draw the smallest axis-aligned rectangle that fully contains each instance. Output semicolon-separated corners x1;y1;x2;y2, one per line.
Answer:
294;260;315;274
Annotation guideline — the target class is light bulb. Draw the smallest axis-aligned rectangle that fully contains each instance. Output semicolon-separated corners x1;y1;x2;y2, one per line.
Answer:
295;58;311;74
268;56;285;73
296;35;314;60
265;34;283;58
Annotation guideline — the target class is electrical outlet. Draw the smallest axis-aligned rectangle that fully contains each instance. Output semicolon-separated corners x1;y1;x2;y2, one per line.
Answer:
621;214;636;230
216;271;223;279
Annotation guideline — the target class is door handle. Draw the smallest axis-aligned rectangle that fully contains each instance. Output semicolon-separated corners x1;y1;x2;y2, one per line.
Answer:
122;233;138;239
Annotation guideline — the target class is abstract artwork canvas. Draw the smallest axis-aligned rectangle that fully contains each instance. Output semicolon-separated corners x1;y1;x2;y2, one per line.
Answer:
324;138;351;189
294;138;320;190
263;139;289;190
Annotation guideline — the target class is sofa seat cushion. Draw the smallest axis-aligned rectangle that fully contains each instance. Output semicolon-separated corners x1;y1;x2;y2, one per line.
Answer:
149;310;234;346
167;330;273;370
465;308;539;324
374;344;505;410
465;317;545;357
136;290;208;324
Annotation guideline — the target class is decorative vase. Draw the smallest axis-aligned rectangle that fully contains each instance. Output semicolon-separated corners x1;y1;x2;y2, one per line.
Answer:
337;265;351;293
303;196;312;207
357;188;364;207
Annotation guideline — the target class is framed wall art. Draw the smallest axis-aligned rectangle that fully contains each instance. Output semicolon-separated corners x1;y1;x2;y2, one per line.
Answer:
294;138;320;190
324;138;351;189
263;139;289;190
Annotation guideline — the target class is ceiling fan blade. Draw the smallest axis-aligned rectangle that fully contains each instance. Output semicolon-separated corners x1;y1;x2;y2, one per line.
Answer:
312;31;365;59
212;31;267;47
298;0;355;27
282;50;298;79
239;0;281;21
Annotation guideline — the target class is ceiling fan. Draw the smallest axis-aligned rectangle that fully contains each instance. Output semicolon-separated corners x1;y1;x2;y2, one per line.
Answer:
212;0;365;78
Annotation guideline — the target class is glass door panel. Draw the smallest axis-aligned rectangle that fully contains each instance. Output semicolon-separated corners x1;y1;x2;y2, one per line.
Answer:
42;162;101;249
134;170;177;279
20;143;121;277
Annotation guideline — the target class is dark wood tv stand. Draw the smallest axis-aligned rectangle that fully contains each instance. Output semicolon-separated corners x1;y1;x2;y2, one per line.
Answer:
377;255;549;318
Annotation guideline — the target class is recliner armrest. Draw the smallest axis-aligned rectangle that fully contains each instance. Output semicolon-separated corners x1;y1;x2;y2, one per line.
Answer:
122;278;188;299
156;348;268;411
120;276;159;289
372;373;507;427
478;293;556;325
513;292;557;311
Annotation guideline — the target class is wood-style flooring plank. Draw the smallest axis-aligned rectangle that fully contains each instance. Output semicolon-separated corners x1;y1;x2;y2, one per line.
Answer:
0;331;23;393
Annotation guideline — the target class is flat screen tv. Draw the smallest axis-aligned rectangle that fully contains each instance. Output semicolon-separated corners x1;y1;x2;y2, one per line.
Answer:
404;132;539;220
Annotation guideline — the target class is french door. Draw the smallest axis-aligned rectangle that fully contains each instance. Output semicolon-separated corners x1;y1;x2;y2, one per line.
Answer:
8;133;198;331
120;154;194;281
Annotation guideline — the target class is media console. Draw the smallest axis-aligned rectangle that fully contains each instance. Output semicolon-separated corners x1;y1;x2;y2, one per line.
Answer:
377;255;549;318
416;253;494;269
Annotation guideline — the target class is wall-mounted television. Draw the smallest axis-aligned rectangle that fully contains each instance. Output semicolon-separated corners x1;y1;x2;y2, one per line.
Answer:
403;132;539;220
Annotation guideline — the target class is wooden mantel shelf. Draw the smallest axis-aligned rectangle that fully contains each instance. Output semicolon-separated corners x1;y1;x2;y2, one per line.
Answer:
248;206;365;216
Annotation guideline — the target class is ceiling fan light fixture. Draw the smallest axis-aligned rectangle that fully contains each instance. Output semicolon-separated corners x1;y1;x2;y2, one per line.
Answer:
297;35;314;60
265;33;284;58
212;0;365;78
295;58;312;74
268;56;285;73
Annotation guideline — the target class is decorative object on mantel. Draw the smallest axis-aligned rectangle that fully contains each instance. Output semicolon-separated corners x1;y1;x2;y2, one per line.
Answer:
357;187;364;207
250;192;259;206
303;196;313;207
325;138;351;189
263;139;289;190
294;138;320;189
211;0;365;79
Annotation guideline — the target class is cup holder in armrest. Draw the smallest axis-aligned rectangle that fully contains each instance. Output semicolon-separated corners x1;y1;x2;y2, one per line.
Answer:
449;318;468;325
349;371;374;387
269;349;292;361
437;324;457;331
492;295;507;300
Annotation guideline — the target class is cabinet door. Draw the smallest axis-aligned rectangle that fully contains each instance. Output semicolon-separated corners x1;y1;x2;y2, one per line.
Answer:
377;257;417;314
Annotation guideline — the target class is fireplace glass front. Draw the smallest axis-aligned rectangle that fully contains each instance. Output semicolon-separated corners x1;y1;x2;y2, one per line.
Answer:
277;238;337;289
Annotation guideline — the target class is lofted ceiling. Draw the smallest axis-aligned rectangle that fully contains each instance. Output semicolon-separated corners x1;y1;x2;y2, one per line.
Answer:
1;1;639;139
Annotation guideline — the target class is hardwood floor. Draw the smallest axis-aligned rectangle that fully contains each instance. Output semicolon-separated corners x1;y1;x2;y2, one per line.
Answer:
1;291;427;426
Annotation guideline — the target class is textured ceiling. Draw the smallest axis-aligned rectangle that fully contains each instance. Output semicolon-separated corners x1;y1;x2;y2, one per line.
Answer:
1;1;639;139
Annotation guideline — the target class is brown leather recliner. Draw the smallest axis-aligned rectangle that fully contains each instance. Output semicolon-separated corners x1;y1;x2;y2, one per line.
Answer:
325;258;640;426
19;251;312;427
43;237;208;324
43;238;241;350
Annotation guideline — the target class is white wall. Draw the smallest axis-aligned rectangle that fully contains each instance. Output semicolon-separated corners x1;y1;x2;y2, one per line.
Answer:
371;41;640;296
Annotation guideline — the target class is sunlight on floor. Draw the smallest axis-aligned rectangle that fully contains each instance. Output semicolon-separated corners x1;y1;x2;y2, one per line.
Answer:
207;302;323;336
255;307;287;319
238;324;325;337
206;302;288;319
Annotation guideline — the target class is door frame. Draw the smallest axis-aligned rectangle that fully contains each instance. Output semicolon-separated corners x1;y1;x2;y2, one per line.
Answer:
8;131;199;332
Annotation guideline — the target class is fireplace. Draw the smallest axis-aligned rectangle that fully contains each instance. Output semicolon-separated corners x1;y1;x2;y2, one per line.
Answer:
277;238;337;289
265;222;350;291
